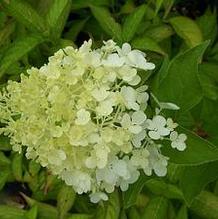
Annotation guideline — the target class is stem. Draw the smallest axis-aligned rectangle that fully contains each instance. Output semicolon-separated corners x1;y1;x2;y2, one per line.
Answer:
190;191;218;219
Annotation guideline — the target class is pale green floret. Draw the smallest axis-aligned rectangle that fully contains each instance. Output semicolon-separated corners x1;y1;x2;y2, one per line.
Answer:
167;118;178;131
0;39;187;203
75;109;91;125
170;131;187;151
90;192;108;203
147;115;171;140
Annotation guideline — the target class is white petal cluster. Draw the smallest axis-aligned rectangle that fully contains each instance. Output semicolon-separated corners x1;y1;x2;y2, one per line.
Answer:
0;39;187;203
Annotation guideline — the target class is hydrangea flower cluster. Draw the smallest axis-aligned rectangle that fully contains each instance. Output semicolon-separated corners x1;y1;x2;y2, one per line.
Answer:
0;40;187;203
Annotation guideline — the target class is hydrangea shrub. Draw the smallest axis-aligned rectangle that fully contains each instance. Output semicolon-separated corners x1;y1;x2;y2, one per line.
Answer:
0;40;186;203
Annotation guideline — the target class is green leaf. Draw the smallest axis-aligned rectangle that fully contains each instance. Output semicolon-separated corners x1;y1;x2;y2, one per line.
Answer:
0;205;26;219
151;56;170;93
21;194;59;219
64;19;89;41
122;4;146;42
67;214;93;219
25;206;38;219
72;0;110;10
198;63;218;100
0;35;45;78
48;38;75;54
142;197;168;219
119;0;135;14
143;24;174;42
119;210;127;219
167;163;185;183
199;98;218;144
104;191;120;219
199;63;218;84
145;179;183;200
167;202;176;219
210;41;218;60
155;0;164;15
0;152;10;166
128;207;141;219
0;11;7;29
190;191;218;219
96;191;120;219
46;0;71;39
197;9;217;43
198;70;218;100
90;6;122;43
143;5;156;20
0;21;15;47
123;175;148;209
163;0;174;18
72;195;94;215
37;0;54;16
132;36;165;55
180;161;218;205
176;111;195;130
1;0;46;33
57;185;76;219
28;160;41;176
11;153;23;181
0;136;11;151
176;205;188;219
169;16;203;48
0;168;10;190
162;126;218;165
157;41;209;112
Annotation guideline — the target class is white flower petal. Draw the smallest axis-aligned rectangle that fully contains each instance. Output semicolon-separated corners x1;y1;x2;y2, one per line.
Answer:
127;50;155;70
129;125;142;134
158;127;170;136
121;113;131;128
91;87;110;101
132;130;146;147
136;85;148;92
147;119;156;130
90;192;108;203
128;75;141;85
131;111;147;124
137;92;149;103
179;133;187;142
159;102;180;110
153;115;167;127
154;164;167;176
170;131;178;141
75;109;90;125
96;101;113;116
122;43;131;55
102;54;124;67
120;86;139;110
148;131;161;140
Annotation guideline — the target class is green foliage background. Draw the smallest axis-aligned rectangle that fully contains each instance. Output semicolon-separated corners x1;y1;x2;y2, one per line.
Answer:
0;0;218;218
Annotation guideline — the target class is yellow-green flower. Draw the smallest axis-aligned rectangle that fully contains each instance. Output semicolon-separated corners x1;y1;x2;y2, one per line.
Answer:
0;39;186;203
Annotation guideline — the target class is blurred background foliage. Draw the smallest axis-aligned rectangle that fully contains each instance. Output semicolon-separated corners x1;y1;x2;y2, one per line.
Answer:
0;0;218;219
